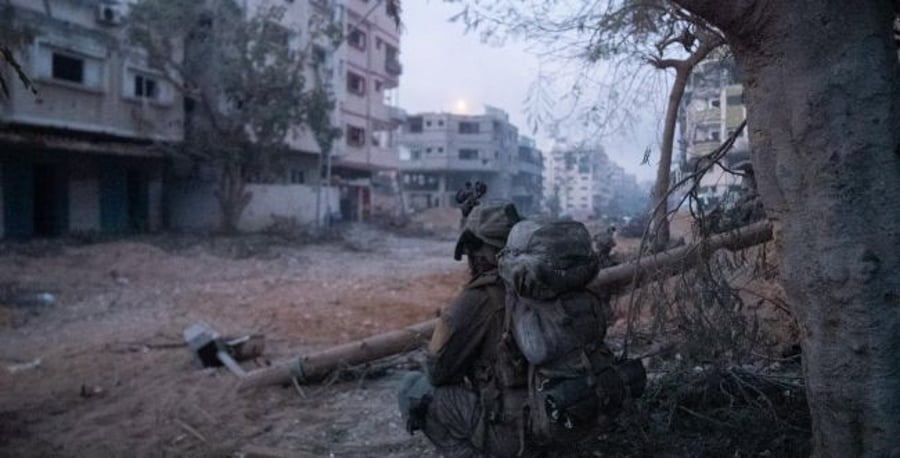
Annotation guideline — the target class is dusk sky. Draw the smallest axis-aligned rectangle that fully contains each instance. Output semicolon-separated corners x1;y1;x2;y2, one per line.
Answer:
398;0;666;182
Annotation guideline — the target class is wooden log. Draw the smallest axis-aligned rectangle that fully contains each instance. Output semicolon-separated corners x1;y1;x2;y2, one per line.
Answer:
239;221;773;391
239;319;437;390
589;220;773;292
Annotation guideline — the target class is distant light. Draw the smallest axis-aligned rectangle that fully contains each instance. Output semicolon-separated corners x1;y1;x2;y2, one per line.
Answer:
453;98;469;114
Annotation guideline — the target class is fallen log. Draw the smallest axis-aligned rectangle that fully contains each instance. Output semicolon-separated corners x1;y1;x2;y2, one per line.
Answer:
239;319;437;390
239;221;772;391
589;220;773;292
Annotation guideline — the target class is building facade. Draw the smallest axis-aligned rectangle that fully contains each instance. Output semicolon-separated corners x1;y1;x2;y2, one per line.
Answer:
678;58;751;209
1;0;179;238
398;106;544;215
328;0;404;221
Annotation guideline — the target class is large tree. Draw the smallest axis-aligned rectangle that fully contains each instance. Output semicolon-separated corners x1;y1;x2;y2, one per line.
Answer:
670;1;900;456
129;0;327;232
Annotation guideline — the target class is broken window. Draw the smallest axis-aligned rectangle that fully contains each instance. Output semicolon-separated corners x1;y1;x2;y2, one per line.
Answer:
346;125;365;147
347;71;365;96
348;27;366;50
52;53;84;83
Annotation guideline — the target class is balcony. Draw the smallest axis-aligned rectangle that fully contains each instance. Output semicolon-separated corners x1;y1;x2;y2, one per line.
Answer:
385;58;402;76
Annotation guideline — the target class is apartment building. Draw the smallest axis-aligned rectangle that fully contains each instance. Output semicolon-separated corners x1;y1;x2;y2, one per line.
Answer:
679;59;751;209
1;0;180;238
329;0;404;221
398;106;544;215
543;143;642;220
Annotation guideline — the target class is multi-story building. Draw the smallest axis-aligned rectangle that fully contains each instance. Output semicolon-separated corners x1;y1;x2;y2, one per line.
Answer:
398;106;544;215
544;143;641;220
1;0;180;238
329;0;404;221
678;59;751;209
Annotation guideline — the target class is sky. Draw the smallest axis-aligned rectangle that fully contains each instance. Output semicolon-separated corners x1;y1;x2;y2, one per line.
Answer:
398;0;664;182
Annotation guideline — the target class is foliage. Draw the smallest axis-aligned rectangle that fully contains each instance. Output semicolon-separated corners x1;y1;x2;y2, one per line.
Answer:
0;4;36;98
129;0;336;231
446;0;721;139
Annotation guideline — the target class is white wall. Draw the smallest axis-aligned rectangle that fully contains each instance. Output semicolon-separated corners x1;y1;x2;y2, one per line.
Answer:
68;178;100;231
167;181;339;232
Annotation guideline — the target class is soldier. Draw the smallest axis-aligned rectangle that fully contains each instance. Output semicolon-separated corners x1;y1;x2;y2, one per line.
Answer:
398;201;531;458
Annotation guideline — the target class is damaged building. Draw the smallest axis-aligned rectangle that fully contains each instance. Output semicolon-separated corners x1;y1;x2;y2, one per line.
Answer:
1;0;175;238
397;106;544;215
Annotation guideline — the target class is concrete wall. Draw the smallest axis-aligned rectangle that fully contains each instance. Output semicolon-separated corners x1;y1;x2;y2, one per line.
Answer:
3;1;184;142
168;181;338;232
68;178;100;232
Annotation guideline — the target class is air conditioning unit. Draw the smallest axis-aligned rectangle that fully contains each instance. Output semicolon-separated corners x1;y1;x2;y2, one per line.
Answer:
96;4;124;25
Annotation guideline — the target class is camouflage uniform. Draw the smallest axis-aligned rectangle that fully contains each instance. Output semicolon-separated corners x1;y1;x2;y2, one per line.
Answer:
399;202;530;458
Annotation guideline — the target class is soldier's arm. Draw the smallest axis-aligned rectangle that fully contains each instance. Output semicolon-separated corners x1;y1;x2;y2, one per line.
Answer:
425;289;492;386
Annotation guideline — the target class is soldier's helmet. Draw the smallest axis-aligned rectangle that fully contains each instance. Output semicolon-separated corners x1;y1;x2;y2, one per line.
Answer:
453;200;521;261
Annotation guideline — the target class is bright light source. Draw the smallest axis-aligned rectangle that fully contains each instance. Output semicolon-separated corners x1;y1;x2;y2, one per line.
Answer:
453;98;469;114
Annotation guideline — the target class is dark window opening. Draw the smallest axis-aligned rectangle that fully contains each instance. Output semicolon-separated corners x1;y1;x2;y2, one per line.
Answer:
52;53;84;83
347;71;365;96
347;125;365;147
459;149;478;160
348;27;366;50
134;74;158;99
407;116;423;133
458;121;480;134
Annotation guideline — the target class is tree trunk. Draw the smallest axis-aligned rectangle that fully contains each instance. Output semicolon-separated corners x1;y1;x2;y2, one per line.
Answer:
650;65;690;251
215;162;252;234
674;1;900;455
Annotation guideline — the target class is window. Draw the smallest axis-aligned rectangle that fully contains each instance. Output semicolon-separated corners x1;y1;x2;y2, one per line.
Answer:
374;80;383;92
710;131;721;141
52;53;84;83
290;170;305;184
375;37;383;50
346;125;365;147
437;120;444;126
348;27;366;50
459;121;480;134
411;150;421;160
426;147;432;153
407;116;423;133
437;147;444;153
133;74;158;99
426;120;432;127
710;99;721;108
347;71;365;96
459;149;478;160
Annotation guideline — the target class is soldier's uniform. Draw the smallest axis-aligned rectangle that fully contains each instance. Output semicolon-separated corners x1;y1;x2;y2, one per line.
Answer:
399;202;529;458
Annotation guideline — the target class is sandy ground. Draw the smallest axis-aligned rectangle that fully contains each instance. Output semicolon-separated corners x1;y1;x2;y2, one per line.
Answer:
0;229;467;457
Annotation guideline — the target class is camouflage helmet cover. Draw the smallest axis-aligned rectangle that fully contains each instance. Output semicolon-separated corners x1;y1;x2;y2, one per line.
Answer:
453;200;522;260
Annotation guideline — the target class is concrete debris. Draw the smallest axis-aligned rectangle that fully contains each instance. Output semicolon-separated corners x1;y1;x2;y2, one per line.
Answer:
183;322;265;378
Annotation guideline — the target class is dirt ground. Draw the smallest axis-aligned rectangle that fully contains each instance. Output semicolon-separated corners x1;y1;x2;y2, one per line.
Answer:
0;228;466;457
0;224;805;457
